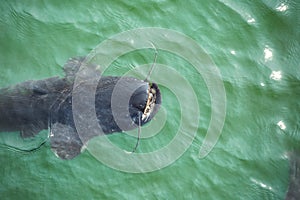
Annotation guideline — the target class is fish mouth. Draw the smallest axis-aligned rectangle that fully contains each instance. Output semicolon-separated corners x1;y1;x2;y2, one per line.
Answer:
142;83;160;122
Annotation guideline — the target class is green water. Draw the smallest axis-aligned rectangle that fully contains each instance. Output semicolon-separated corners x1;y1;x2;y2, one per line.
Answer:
1;0;299;199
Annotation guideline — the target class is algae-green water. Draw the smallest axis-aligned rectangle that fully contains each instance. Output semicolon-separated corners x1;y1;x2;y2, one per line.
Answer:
1;0;299;199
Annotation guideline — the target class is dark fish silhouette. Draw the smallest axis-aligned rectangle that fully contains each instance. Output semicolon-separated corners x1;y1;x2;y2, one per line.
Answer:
286;152;300;200
0;57;161;159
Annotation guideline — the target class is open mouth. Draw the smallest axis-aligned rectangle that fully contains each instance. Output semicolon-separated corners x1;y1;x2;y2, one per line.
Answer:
142;83;160;122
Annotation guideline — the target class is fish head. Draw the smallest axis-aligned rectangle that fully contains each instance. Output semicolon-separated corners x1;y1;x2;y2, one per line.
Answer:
129;82;161;126
94;76;161;133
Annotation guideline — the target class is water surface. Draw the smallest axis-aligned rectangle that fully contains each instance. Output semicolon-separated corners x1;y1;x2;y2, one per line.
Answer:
1;0;299;199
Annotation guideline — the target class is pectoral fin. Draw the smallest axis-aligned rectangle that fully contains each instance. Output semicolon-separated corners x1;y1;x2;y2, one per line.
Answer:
63;57;85;82
50;122;83;160
63;56;100;83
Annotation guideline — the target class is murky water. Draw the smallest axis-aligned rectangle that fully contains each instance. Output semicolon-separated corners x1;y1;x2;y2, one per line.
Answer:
1;0;299;199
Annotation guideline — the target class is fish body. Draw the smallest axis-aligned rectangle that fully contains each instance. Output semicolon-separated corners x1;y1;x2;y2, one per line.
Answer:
0;57;161;159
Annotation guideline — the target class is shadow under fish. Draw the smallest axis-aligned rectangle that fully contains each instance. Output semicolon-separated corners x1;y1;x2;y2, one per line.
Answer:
0;57;161;159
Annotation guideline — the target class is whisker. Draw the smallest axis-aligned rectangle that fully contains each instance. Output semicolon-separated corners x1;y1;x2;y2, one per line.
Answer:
131;112;142;153
145;43;158;82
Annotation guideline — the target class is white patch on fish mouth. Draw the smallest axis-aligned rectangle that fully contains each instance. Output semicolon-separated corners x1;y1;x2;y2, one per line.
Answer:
142;85;157;121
